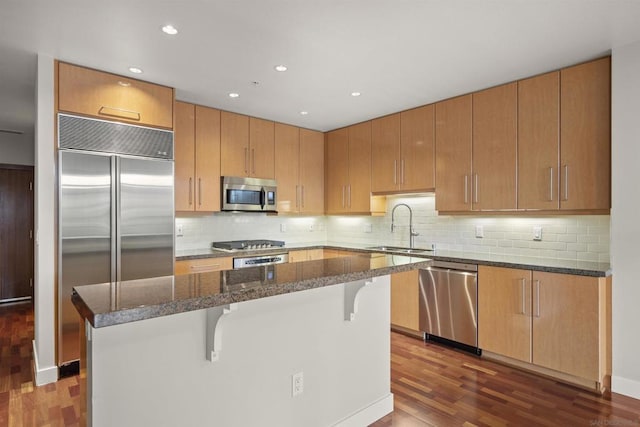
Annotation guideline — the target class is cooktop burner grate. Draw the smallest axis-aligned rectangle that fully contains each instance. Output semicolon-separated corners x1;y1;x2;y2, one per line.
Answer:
211;239;285;251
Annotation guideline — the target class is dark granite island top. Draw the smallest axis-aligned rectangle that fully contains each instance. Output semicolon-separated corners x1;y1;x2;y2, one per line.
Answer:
72;252;432;328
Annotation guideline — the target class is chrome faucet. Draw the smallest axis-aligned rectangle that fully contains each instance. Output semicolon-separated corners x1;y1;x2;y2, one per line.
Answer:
391;203;419;248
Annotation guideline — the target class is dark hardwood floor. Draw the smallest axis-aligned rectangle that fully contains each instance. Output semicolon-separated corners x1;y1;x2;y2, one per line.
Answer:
2;302;639;426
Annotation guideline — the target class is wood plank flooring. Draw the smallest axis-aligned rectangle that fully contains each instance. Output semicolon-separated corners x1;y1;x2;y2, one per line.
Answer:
2;302;639;426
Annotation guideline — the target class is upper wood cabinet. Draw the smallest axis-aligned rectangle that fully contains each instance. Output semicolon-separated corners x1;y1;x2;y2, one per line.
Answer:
560;57;611;211
371;107;435;194
472;82;517;211
57;62;174;129
435;95;473;212
325;128;350;213
518;71;560;210
275;125;324;214
174;102;221;212
221;113;275;179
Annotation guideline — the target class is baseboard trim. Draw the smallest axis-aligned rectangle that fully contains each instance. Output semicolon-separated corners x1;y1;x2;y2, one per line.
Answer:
32;340;58;386
612;375;640;400
333;393;394;427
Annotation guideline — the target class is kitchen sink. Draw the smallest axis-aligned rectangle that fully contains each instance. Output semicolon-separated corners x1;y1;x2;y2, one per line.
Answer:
366;245;433;254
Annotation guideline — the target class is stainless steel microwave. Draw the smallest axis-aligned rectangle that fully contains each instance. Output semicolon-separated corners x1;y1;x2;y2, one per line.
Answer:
221;176;277;212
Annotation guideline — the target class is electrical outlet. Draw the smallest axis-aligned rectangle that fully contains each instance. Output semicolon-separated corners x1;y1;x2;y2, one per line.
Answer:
309;223;315;232
533;226;543;241
363;223;372;233
292;372;303;397
176;224;184;237
280;223;287;232
475;225;484;238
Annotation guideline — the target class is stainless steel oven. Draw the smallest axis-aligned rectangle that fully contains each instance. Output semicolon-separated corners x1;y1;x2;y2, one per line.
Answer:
221;176;277;212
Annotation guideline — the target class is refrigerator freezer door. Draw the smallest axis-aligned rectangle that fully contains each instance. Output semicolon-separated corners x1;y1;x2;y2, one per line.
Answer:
118;157;174;281
59;151;113;366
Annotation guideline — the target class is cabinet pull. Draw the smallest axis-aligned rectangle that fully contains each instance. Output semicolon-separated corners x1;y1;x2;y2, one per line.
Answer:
464;175;469;204
474;174;479;204
301;185;305;208
393;160;397;185
520;278;526;315
548;167;554;201
534;279;541;318
98;106;141;121
251;149;256;174
342;185;346;208
188;177;193;206
401;159;405;185
198;178;202;207
347;185;351;208
244;148;248;174
295;185;299;208
562;165;569;201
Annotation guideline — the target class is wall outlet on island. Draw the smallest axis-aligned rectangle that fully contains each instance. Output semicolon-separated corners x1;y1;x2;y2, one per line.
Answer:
292;371;304;397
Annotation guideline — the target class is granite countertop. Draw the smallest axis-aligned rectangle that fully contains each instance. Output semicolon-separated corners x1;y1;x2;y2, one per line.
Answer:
73;252;432;329
176;243;611;277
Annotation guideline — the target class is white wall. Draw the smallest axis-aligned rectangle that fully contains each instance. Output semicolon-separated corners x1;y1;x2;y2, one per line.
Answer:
33;54;57;385
611;41;640;399
0;131;34;165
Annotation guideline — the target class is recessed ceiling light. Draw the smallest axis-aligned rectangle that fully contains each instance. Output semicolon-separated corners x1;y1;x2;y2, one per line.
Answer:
228;93;240;98
351;92;361;97
300;111;308;115
274;65;288;72
128;67;143;74
162;24;178;35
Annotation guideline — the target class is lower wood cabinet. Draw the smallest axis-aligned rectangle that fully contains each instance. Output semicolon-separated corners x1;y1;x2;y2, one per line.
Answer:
478;265;611;391
175;257;233;275
288;249;324;263
390;269;420;333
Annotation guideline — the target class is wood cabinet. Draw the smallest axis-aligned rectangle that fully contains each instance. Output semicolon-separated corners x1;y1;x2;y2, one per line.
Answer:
57;61;174;129
288;249;324;263
221;113;275;179
560;57;611;211
371;107;435;194
175;257;233;275
390;269;420;332
325;122;385;215
275;124;324;214
322;249;357;259
478;265;610;389
174;102;221;212
435;95;473;212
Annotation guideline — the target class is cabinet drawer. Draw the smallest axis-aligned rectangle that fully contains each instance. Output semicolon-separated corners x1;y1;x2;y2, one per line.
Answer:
175;257;233;275
58;62;174;129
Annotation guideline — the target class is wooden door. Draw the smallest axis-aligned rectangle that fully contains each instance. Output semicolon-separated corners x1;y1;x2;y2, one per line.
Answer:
347;121;372;213
472;82;517;210
435;95;473;212
560;57;611;210
371;114;400;193
532;271;601;380
518;72;560;210
401;105;435;192
220;111;249;177
299;129;325;214
195;106;221;211
0;166;34;300
275;123;300;213
390;270;419;331
174;101;196;211
249;117;275;179
478;266;531;363
325;128;350;214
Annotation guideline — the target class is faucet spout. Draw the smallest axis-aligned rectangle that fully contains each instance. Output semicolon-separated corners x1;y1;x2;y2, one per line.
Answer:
390;203;419;249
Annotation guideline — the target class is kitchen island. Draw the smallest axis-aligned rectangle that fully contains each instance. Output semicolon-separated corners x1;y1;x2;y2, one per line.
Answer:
72;253;432;427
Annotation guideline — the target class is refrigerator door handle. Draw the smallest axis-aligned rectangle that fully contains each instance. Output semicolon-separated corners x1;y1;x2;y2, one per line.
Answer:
114;156;121;282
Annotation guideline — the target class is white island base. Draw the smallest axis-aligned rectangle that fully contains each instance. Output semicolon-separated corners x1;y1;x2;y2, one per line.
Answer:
85;276;393;427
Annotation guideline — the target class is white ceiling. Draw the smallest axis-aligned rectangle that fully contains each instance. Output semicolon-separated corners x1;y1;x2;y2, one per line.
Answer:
2;0;640;134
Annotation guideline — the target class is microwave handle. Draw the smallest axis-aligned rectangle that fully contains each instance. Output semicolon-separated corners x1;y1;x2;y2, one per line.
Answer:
260;187;266;210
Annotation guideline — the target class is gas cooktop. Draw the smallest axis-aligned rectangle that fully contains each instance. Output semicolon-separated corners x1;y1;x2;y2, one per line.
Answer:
211;239;286;251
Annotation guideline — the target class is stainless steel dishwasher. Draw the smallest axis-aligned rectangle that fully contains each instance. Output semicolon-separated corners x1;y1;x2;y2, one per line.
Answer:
419;261;480;355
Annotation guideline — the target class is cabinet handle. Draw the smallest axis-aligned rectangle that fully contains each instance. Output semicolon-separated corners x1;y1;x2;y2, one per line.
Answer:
342;186;346;208
520;278;526;315
548;167;554;201
244;148;248;174
534;279;541;318
393;160;397;185
464;175;469;204
251;149;256;174
188;177;193;206
401;159;405;185
474;174;479;204
98;106;141;121
198;178;202;207
347;185;351;208
301;185;305;208
562;165;569;201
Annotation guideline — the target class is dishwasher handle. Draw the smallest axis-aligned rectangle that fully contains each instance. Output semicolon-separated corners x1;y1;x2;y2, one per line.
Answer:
430;260;478;272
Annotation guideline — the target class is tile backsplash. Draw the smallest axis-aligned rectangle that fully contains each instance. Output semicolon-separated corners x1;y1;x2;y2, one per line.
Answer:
176;195;610;262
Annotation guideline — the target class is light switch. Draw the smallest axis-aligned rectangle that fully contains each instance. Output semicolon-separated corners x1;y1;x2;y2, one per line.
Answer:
475;225;484;238
533;226;542;241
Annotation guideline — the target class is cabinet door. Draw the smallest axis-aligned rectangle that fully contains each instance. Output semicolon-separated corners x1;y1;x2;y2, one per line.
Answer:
560;57;611;210
174;102;196;211
220;111;250;177
518;72;560;210
390;269;419;331
195;106;221;212
57;62;174;129
249;117;275;179
401;105;435;192
472;83;517;210
348;121;372;213
299;129;325;214
325;129;350;214
288;250;308;263
435;95;472;211
532;271;601;380
275;123;300;213
371;114;400;193
478;266;532;363
175;257;233;275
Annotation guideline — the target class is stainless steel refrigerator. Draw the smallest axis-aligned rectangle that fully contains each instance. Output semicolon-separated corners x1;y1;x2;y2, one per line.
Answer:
57;114;175;371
